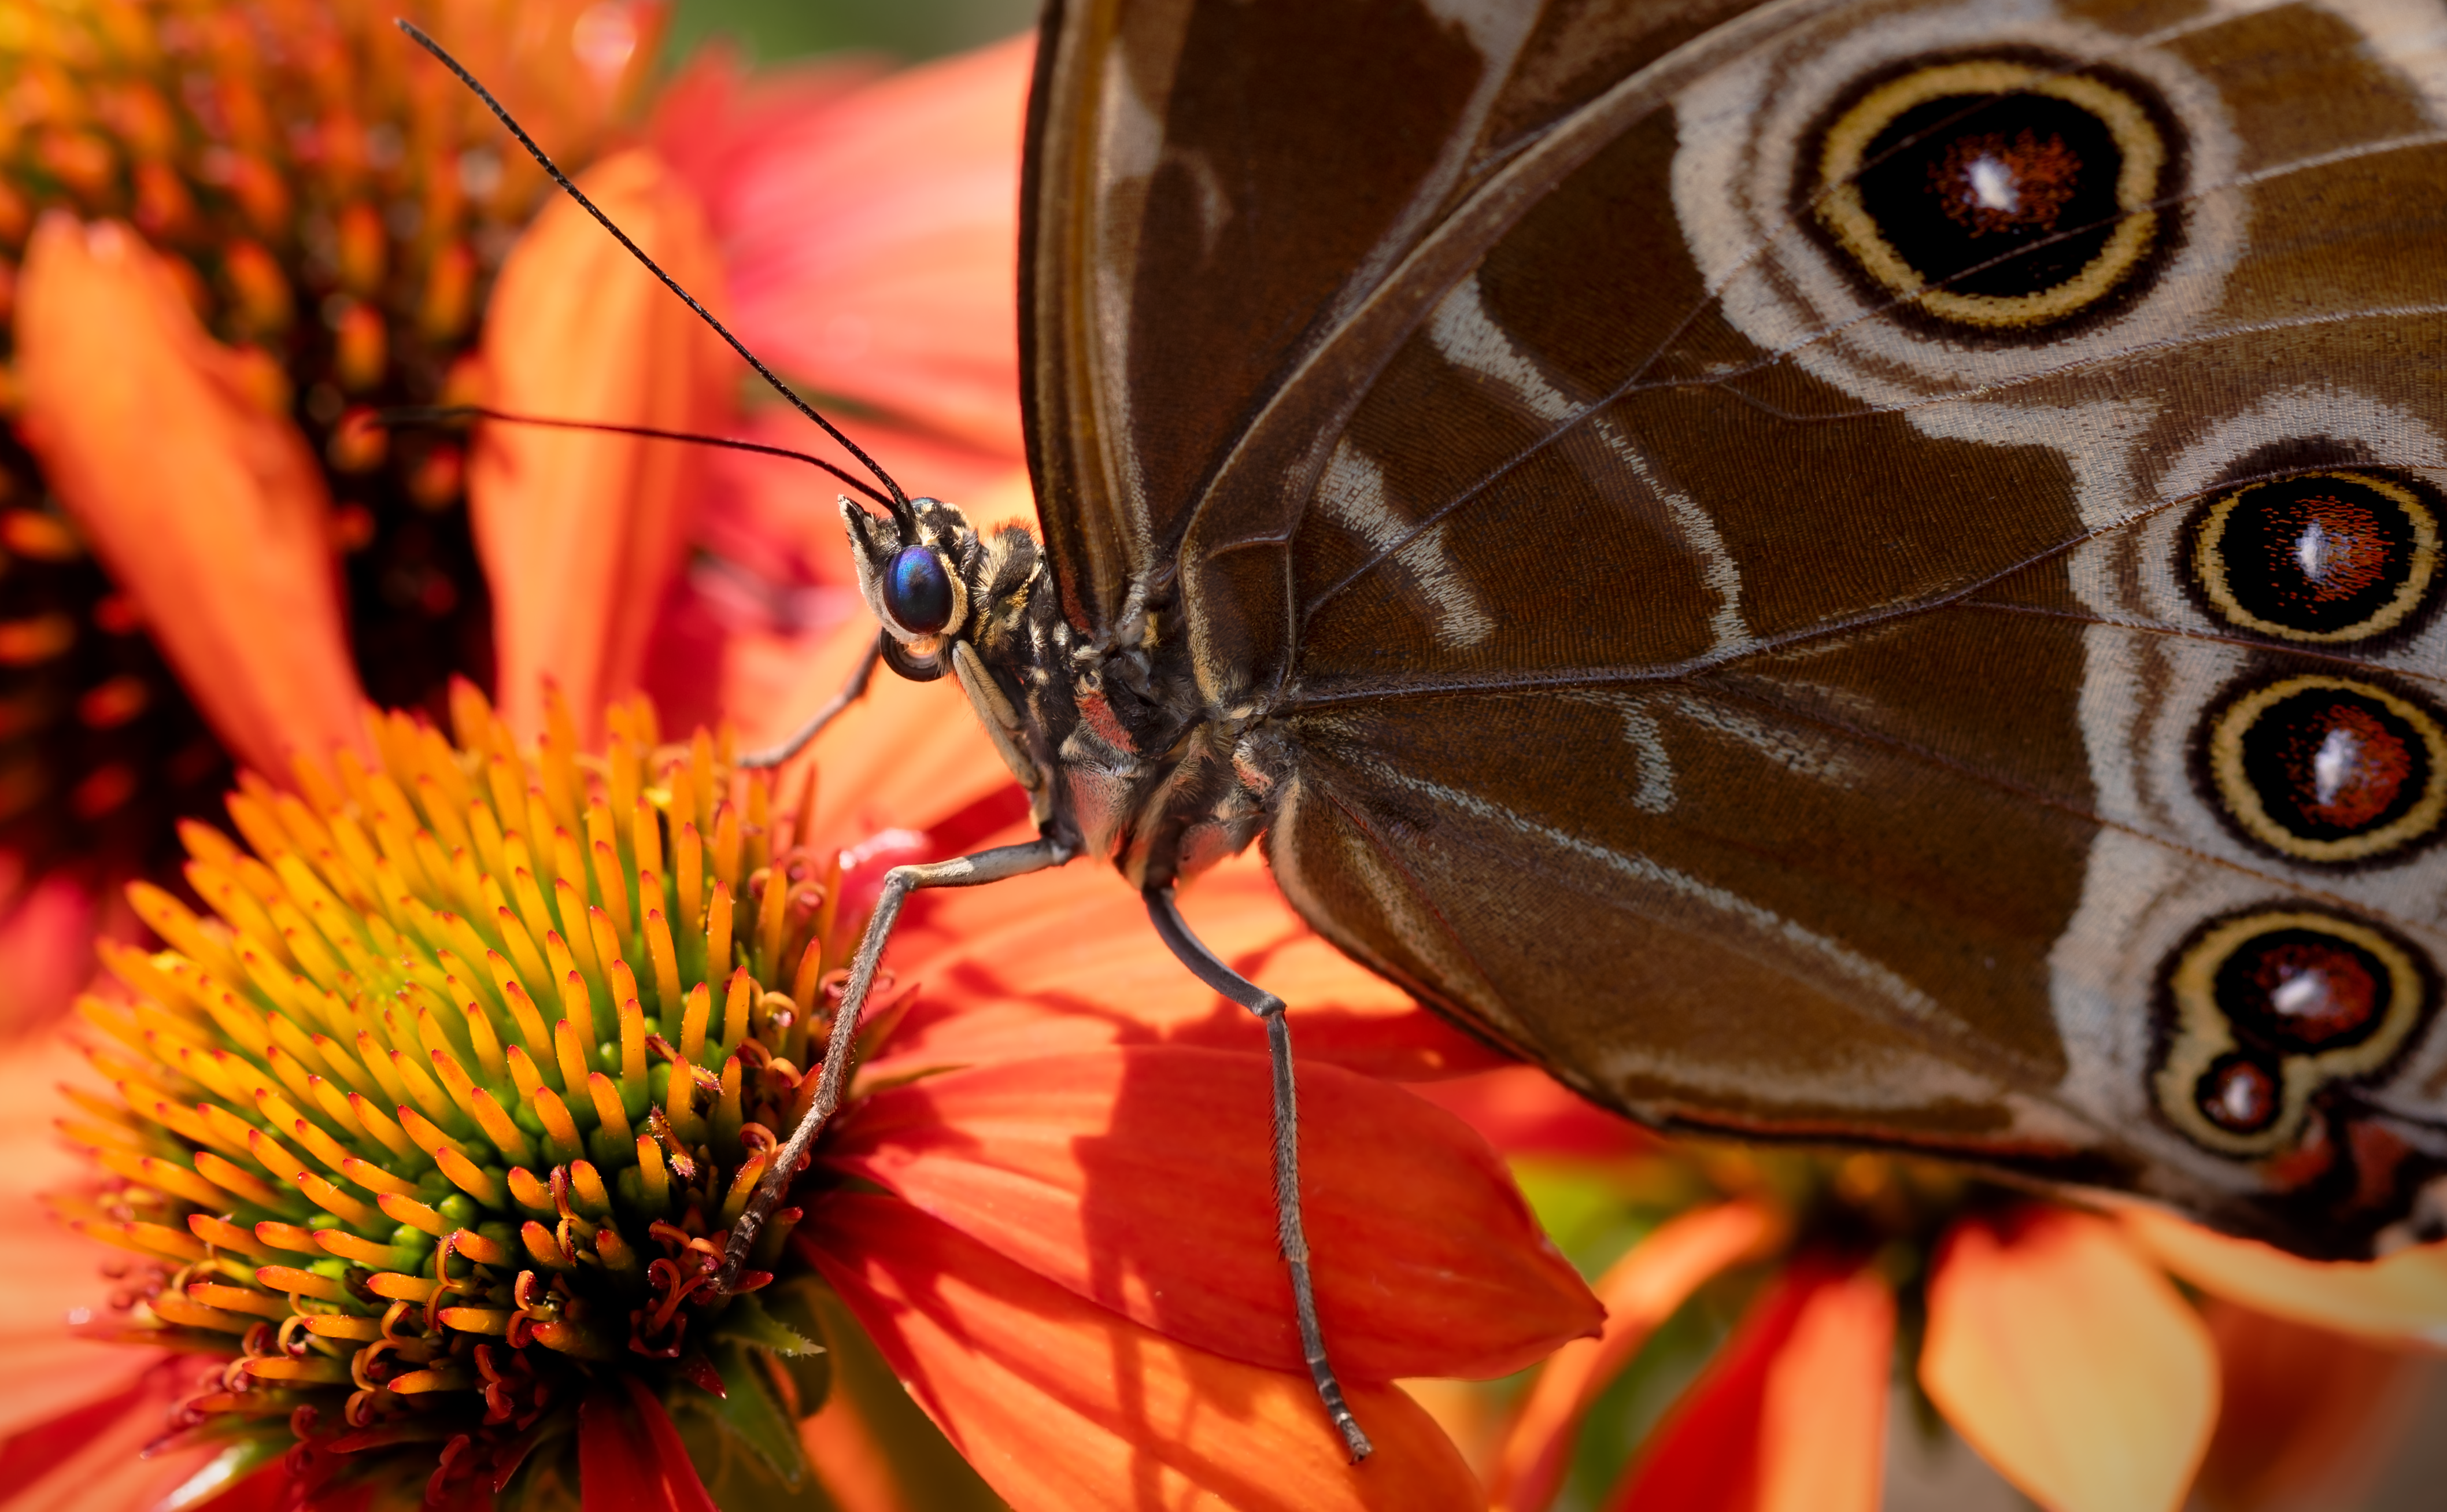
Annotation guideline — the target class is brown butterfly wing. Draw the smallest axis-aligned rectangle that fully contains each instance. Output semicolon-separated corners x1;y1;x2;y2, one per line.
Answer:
1026;0;2447;1255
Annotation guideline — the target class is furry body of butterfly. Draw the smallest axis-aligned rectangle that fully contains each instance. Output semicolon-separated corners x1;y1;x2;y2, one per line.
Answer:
841;0;2447;1266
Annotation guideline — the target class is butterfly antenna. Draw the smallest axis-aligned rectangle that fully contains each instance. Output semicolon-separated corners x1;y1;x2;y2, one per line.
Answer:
394;19;915;527
379;405;897;508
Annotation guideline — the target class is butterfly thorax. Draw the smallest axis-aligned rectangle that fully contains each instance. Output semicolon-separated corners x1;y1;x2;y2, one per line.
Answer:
840;496;1271;889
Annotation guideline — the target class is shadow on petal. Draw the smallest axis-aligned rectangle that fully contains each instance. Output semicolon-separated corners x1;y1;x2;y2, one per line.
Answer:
1922;1209;2216;1512
828;1046;1599;1382
809;1193;1481;1512
14;214;368;779
2194;1297;2435;1512
868;853;1504;1085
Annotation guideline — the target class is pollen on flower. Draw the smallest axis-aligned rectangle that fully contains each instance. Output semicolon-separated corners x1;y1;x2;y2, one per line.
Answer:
49;683;853;1500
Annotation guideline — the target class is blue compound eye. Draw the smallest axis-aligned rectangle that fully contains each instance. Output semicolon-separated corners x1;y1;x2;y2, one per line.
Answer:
882;545;953;634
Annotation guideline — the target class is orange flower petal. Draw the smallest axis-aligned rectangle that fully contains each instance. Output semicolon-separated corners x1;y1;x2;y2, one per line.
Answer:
2120;1206;2447;1345
14;214;367;778
470;147;729;746
2194;1297;2431;1512
576;1378;718;1512
1491;1201;1779;1512
0;1032;175;1440
868;852;1503;1083
809;1194;1483;1511
1613;1260;1894;1512
754;607;1015;846
419;2;668;162
661;38;1031;454
829;1047;1598;1382
1922;1210;2217;1512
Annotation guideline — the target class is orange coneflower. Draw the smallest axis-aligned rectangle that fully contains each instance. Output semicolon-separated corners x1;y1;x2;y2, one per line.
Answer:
2;12;1034;1036
0;0;665;1031
10;624;1598;1509
1417;1066;2446;1512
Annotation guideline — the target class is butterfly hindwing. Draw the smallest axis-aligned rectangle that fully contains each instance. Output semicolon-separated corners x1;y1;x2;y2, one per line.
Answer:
1026;0;2447;1254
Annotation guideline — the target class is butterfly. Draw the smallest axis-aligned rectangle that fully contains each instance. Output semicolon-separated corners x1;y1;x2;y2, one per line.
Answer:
415;0;2447;1457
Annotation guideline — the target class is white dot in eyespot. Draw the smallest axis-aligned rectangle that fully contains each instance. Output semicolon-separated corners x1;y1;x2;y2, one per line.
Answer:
2313;724;2364;809
2297;517;2332;582
1967;156;2020;215
2213;1072;2263;1124
2271;967;2331;1019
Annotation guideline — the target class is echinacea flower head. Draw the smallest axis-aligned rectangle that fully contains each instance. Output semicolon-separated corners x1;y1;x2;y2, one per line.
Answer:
0;0;664;1029
34;640;1600;1509
54;685;875;1506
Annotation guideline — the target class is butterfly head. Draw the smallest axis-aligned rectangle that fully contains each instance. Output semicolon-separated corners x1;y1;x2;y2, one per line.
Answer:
840;495;987;682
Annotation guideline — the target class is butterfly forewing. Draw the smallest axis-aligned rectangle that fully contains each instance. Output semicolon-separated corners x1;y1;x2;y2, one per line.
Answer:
1025;0;2447;1255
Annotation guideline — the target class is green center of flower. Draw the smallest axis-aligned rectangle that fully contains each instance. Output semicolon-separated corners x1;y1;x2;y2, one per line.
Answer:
53;684;852;1498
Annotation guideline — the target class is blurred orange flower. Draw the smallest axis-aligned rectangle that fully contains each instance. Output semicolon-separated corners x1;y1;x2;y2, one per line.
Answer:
1425;1069;2446;1512
0;12;1032;1042
0;0;669;1035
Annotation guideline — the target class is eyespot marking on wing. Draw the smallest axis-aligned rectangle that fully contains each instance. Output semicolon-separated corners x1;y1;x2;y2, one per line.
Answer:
2154;905;2433;1159
1809;56;2175;332
2199;674;2447;867
2186;470;2443;646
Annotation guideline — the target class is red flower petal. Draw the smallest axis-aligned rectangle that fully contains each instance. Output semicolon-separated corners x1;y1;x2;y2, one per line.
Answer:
830;1047;1597;1381
1922;1210;2215;1512
1410;1064;1656;1160
0;1034;174;1441
1611;1261;1894;1512
1491;1202;1779;1511
663;39;1033;455
576;1378;717;1512
0;1357;221;1512
810;1194;1483;1511
868;854;1504;1084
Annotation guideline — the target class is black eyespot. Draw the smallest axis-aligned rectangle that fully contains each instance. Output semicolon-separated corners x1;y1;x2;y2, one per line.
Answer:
2213;926;2391;1052
1807;56;2175;331
883;545;953;635
2195;1053;2280;1134
2187;471;2441;645
2201;675;2447;866
2153;904;2435;1157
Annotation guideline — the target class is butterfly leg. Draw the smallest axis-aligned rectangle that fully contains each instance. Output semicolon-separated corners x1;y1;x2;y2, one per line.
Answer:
1145;886;1374;1462
714;833;1075;1293
739;632;886;770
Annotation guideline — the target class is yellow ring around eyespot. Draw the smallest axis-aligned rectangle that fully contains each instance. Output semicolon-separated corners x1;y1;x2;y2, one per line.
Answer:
2193;472;2440;645
1814;60;2167;329
2206;674;2447;863
2154;907;2426;1157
